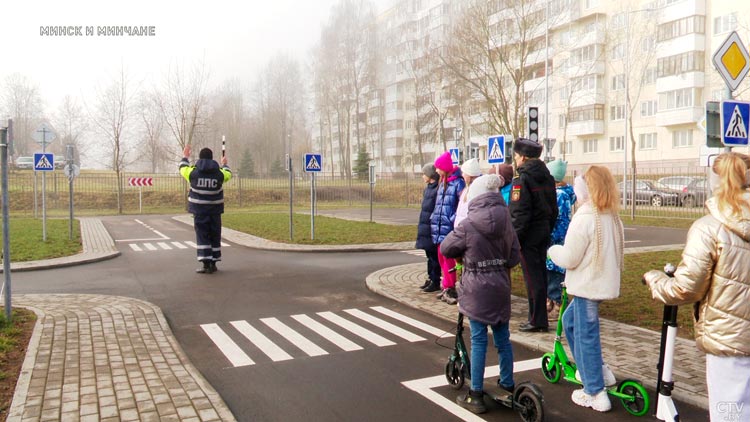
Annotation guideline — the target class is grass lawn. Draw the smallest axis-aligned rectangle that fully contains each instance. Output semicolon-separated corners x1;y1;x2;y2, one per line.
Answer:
0;308;36;419
0;218;81;262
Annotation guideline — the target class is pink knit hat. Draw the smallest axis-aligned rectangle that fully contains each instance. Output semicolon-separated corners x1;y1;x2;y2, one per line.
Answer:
434;151;454;173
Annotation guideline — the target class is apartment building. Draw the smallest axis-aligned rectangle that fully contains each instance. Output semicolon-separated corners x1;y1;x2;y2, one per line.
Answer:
314;0;750;175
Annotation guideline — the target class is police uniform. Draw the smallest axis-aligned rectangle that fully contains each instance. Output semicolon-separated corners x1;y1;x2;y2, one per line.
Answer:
179;148;232;273
509;138;558;331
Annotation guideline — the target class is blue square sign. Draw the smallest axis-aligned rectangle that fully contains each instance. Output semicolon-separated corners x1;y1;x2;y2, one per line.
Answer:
33;153;54;171
721;100;750;146
487;135;505;164
449;148;460;165
304;153;322;172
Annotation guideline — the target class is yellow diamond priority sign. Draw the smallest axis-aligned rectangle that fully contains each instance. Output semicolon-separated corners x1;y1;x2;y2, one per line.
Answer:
713;31;750;92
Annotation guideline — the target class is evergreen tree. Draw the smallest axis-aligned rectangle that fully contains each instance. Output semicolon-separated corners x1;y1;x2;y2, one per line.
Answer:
270;157;286;178
353;146;371;181
239;149;255;178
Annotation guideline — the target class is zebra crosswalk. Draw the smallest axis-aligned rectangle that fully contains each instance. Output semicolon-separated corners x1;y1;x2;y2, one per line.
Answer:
401;249;426;257
128;241;230;252
201;306;453;367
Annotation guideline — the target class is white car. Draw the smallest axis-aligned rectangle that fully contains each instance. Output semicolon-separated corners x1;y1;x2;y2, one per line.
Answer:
14;156;34;169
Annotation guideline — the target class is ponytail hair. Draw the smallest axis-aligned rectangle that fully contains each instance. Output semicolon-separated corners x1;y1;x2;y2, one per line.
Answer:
712;152;750;217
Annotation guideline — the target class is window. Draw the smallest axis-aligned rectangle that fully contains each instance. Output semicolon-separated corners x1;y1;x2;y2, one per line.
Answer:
713;13;738;35
568;104;604;122
657;15;706;42
657;51;705;77
641;36;656;53
611;43;624;60
559;114;566;128
560;86;569;100
672;129;693;147
611;13;625;28
583;138;598;153
571;74;601;91
584;0;599;8
560;141;573;155
644;68;657;84
641;100;657;117
659;88;700;110
570;44;601;66
610;105;625;121
609;136;625;151
639;132;657;150
611;74;625;90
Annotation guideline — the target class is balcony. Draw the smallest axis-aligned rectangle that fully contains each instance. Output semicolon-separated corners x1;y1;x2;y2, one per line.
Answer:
568;90;606;106
567;120;604;136
561;60;605;78
657;34;705;58
385;147;403;156
523;76;547;93
385;129;404;139
661;0;705;22
385;109;403;121
656;106;702;127
656;71;705;92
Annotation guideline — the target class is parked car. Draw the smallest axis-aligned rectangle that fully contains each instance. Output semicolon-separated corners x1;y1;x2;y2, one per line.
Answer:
14;156;34;169
679;177;709;208
54;156;65;169
657;176;699;192
618;180;681;207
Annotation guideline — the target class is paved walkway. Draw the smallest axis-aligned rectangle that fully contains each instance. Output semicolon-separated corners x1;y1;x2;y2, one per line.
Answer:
6;214;707;422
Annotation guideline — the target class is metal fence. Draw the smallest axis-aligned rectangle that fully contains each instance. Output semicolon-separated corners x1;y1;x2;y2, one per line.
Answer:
4;167;710;220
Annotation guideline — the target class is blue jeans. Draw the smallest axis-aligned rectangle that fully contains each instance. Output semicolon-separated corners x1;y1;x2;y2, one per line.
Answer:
562;297;604;395
547;271;564;304
469;319;514;392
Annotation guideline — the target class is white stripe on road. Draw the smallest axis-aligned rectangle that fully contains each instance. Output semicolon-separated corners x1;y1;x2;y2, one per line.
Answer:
261;318;327;357
129;244;142;251
171;241;188;249
291;314;363;352
185;241;197;248
401;357;541;422
230;320;293;362
370;306;454;339
344;309;425;342
625;240;641;244
200;323;254;367
221;242;230;247
317;312;396;347
143;243;158;251
157;242;172;250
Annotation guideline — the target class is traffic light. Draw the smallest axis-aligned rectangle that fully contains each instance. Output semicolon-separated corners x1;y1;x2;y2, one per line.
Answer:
528;107;539;142
706;101;722;148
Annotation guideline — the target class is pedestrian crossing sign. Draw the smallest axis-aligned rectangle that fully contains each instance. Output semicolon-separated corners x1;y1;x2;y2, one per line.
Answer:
304;153;322;172
487;135;505;164
33;153;54;171
449;148;460;165
720;100;750;146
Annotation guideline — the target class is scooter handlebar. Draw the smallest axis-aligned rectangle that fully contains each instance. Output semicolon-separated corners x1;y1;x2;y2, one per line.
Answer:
643;263;676;286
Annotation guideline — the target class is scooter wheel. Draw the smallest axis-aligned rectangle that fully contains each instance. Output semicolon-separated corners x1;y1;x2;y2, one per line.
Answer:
516;389;545;422
617;379;650;417
445;360;464;390
540;354;561;384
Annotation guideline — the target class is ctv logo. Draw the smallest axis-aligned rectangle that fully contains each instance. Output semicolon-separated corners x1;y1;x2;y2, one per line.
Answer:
717;401;744;421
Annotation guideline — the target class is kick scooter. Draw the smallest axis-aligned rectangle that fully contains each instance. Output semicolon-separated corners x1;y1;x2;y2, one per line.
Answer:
445;312;545;422
540;283;650;416
645;263;679;421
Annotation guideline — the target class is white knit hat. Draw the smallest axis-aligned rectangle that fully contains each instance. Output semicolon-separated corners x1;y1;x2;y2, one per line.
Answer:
467;174;502;203
461;158;482;177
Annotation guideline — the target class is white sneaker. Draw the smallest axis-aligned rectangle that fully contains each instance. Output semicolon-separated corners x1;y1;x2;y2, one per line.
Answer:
571;389;611;412
574;363;616;387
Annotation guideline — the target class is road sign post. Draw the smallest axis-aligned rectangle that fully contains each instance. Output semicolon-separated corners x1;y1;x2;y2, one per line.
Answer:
1;124;11;321
33;123;56;242
304;154;322;240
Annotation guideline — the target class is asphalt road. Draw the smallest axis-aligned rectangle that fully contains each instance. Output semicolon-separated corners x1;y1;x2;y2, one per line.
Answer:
12;215;707;421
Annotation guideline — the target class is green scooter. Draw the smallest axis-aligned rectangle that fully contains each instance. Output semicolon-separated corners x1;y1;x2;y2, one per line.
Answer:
540;284;650;416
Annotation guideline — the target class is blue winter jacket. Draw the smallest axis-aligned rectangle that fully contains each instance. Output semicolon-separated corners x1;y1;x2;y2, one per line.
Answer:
416;181;439;250
546;183;576;273
430;168;466;245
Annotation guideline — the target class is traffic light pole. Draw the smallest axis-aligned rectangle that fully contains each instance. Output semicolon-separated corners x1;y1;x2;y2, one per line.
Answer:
1;125;12;321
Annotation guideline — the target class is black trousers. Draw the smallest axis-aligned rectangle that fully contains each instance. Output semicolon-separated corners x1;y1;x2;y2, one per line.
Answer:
520;239;549;328
194;214;222;263
424;245;441;286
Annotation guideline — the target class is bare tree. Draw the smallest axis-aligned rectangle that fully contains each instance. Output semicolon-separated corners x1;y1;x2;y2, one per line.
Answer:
0;73;43;157
53;95;87;165
157;60;209;155
137;92;167;172
89;65;136;214
207;79;247;170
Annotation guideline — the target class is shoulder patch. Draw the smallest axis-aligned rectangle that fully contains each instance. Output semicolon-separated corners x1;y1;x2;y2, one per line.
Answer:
511;185;521;202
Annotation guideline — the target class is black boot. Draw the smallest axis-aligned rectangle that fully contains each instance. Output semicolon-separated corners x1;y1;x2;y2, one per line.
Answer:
196;261;212;274
456;389;486;414
421;281;441;293
210;262;218;273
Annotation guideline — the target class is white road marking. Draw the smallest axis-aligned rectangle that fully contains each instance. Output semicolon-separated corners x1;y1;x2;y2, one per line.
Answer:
117;219;171;242
129;244;142;252
171;241;188;249
261;318;327;357
157;242;172;250
143;243;158;251
291;314;363;352
185;241;197;248
200;323;254;367
230;320;293;362
317;312;396;347
344;309;425;342
221;242;230;247
370;306;454;339
402;357;541;421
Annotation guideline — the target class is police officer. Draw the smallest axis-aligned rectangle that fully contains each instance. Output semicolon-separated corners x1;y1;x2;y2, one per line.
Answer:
509;138;558;332
179;145;232;273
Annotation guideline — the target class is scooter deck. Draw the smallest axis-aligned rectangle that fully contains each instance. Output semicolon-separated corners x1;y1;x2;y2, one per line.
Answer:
486;385;514;407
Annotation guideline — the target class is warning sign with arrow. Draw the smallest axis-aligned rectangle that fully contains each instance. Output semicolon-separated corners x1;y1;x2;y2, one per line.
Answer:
720;100;750;146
